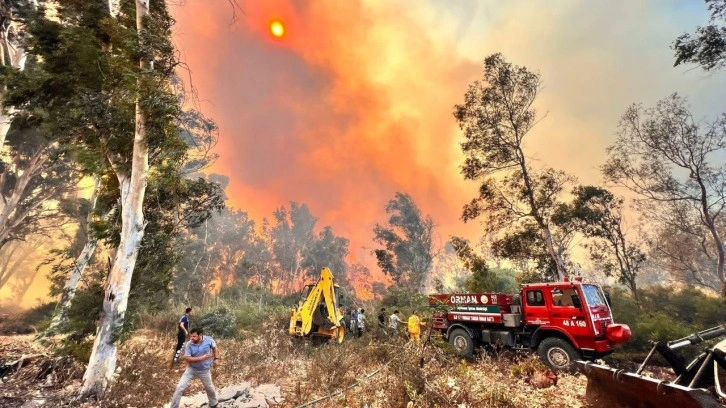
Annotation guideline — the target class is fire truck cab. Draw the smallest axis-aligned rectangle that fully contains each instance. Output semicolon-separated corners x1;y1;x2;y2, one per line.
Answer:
429;277;631;372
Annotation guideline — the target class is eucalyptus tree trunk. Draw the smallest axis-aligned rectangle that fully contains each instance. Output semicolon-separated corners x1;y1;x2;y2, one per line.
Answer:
0;147;49;250
0;0;33;150
45;178;101;336
80;0;150;397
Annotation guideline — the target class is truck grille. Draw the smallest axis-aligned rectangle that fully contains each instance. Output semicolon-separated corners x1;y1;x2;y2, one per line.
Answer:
598;319;611;336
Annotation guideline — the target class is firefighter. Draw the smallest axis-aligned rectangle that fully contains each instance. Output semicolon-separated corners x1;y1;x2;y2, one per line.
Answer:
407;310;425;345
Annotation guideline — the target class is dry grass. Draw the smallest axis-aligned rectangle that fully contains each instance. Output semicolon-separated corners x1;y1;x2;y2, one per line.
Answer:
3;327;591;407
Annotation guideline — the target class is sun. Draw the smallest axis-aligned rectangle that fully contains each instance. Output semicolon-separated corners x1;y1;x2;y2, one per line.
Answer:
270;20;285;38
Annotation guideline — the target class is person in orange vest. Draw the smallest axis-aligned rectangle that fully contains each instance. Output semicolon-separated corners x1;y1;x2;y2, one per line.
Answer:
407;310;426;345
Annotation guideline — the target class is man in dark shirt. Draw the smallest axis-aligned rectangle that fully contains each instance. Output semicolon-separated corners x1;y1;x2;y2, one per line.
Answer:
173;307;192;364
377;307;386;334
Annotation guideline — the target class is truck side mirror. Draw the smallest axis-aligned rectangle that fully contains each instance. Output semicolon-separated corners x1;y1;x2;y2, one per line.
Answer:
604;292;612;307
571;295;582;309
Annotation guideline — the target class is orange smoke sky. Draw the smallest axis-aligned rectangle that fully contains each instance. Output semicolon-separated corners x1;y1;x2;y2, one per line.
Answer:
3;0;726;307
168;0;725;289
171;1;483;276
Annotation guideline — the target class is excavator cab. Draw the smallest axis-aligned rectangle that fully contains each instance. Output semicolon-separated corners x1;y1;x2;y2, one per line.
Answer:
288;267;346;343
579;325;726;408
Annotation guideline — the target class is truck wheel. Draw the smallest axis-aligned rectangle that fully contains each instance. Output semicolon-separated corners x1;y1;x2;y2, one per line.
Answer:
537;337;580;373
449;328;474;357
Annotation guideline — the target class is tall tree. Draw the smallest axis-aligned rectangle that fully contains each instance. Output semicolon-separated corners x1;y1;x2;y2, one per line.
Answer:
302;226;350;287
454;56;573;280
80;0;154;395
561;186;646;300
0;128;78;251
3;1;222;395
373;192;435;292
643;201;721;290
673;0;726;71
603;94;726;297
0;0;33;150
270;202;317;294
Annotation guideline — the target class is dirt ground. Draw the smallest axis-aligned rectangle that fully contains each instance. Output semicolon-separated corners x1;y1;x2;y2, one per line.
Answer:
0;330;586;408
3;328;698;408
0;335;85;407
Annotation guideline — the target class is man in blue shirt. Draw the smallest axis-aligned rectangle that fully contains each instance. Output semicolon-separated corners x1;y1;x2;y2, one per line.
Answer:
169;327;219;408
173;307;192;364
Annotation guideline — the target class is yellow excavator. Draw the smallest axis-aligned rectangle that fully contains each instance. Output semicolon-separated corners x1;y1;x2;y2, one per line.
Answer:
288;267;346;343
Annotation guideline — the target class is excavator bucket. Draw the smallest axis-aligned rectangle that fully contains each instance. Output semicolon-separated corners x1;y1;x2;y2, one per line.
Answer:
578;361;723;408
578;326;726;408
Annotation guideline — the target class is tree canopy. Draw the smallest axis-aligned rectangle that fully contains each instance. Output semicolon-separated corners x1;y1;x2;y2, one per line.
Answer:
454;54;573;281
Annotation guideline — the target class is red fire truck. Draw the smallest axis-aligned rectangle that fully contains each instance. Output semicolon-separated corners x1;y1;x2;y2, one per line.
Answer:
429;277;632;371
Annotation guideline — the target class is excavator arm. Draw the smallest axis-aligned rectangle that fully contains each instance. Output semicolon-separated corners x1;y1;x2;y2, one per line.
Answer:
289;267;345;343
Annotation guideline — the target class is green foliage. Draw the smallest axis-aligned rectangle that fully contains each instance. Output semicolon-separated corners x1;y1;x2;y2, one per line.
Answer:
515;269;545;286
50;283;104;361
373;192;435;292
453;54;573;280
558;185;646;298
609;286;726;353
449;237;497;292
2;0;225;346
380;287;429;310
490;222;568;282
673;0;726;71
232;303;290;333
198;305;237;339
303;226;351;288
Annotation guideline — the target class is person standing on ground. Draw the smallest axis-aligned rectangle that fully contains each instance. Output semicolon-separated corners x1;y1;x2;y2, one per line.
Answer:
408;310;426;345
388;309;403;337
377;307;387;335
169;328;219;408
173;307;192;363
350;308;359;336
357;308;367;337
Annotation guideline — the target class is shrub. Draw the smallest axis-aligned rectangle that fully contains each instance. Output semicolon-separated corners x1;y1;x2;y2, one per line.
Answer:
380;288;428;309
198;305;237;338
609;285;724;354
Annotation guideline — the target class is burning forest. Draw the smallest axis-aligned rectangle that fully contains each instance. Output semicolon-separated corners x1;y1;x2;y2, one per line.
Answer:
1;0;726;407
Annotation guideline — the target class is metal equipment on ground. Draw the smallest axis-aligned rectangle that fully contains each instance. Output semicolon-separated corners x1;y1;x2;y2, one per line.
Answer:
578;325;726;408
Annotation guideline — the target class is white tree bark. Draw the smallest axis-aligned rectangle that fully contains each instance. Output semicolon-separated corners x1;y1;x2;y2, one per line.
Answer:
105;0;121;18
80;0;151;397
0;147;50;248
0;0;31;151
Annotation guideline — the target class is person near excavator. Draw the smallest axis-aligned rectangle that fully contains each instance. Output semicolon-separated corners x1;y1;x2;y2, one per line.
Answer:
408;310;426;345
350;308;359;336
357;308;367;337
169;327;219;408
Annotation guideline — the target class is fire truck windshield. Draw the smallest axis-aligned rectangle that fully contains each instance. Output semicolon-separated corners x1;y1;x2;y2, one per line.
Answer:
582;284;606;306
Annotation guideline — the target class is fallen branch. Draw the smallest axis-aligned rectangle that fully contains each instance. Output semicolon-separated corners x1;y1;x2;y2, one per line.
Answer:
1;353;47;376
